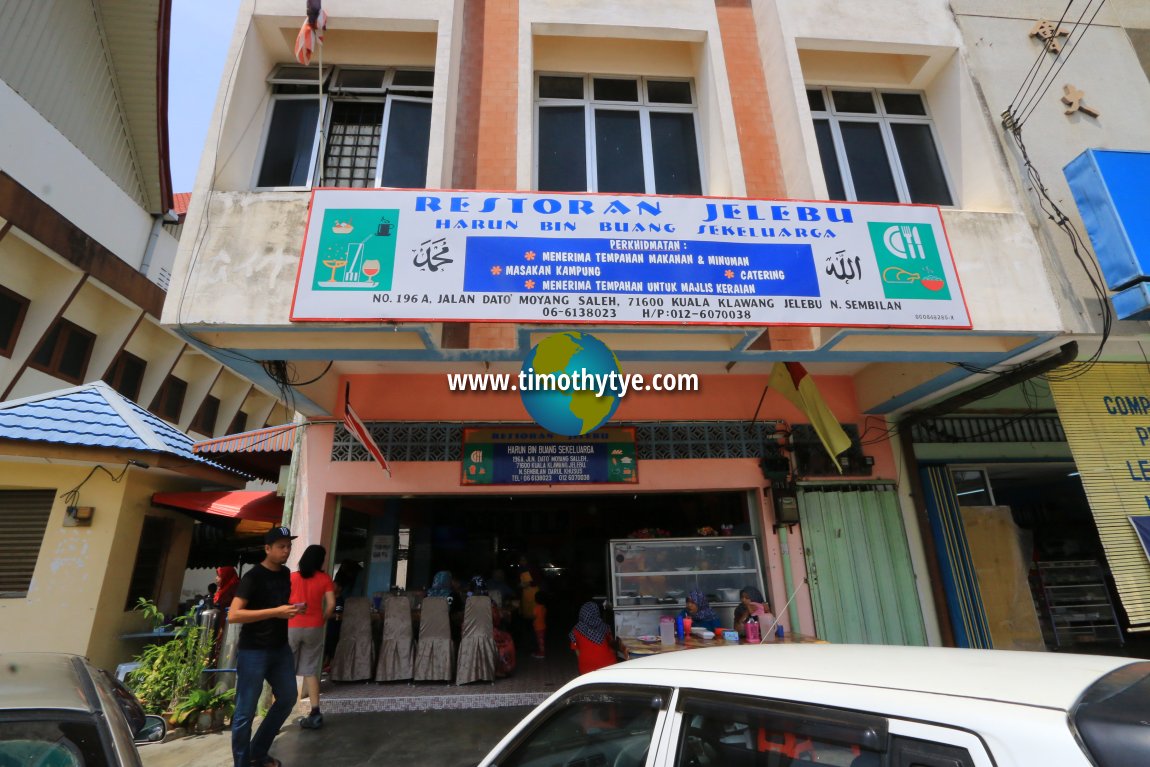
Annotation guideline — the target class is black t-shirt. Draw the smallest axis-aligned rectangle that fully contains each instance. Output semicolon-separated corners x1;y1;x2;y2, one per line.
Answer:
234;563;291;650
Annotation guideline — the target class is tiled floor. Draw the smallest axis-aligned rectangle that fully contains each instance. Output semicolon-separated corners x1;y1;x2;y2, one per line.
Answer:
319;648;580;712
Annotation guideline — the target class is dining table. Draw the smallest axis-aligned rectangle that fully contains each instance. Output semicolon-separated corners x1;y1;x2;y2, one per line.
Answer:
620;630;826;658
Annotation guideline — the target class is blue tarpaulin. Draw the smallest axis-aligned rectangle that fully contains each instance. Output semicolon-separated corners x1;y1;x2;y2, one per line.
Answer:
1130;516;1150;564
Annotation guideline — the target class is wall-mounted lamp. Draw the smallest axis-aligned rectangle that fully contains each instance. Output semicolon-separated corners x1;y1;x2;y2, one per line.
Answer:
127;459;151;470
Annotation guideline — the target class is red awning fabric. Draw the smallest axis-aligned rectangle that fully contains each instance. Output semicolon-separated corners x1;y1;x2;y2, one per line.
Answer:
194;424;299;454
152;491;284;522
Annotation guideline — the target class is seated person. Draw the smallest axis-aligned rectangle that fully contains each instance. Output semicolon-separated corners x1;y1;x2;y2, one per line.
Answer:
680;590;721;631
733;586;774;637
569;601;628;675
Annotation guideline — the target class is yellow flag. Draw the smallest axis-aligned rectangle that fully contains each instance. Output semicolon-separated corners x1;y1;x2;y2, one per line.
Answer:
769;362;852;473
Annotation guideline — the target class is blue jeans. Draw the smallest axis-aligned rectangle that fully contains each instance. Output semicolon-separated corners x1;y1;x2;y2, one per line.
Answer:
232;645;298;767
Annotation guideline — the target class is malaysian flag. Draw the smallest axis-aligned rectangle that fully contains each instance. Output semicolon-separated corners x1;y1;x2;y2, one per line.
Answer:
343;384;391;476
294;0;328;66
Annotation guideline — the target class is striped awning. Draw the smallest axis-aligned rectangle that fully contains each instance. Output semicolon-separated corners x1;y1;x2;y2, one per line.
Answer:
194;424;298;454
152;491;283;523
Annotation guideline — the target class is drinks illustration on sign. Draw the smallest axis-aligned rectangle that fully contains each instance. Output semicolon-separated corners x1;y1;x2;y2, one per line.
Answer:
312;209;399;291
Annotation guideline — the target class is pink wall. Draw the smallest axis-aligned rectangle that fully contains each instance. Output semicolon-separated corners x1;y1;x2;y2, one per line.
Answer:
291;371;891;637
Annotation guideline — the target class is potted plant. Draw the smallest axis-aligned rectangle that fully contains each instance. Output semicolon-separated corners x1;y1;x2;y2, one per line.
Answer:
170;687;235;733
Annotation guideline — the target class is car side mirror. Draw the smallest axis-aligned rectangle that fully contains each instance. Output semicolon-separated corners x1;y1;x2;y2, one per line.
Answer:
134;714;167;744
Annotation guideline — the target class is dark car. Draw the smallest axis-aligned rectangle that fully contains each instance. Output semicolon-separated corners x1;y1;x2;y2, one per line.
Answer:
0;653;166;766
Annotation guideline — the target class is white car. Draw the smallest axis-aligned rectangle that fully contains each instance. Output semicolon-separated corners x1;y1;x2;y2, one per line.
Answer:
476;644;1149;767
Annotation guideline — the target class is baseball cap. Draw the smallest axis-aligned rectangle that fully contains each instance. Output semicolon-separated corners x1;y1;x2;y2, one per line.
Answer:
264;526;298;545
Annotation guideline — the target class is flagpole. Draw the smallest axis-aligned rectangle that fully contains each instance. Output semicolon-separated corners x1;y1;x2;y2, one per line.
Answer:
314;26;325;186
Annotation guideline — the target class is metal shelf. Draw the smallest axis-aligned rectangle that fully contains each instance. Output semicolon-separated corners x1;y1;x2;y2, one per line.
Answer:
1035;560;1124;649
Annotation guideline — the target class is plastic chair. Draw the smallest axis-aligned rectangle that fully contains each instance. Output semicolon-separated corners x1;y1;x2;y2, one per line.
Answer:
330;596;374;681
375;595;415;682
413;596;454;681
455;595;496;685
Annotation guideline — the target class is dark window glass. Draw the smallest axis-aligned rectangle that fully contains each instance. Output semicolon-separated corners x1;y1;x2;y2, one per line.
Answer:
807;88;827;112
495;687;666;767
675;693;887;767
228;411;248;435
152;376;187;422
192;395;221;435
0;718;109;767
538;106;587;191
593;78;639;102
647;80;693;105
29;320;93;384
58;329;91;381
392;70;435;87
381;100;432;188
0;286;29;358
882;92;927;116
891;123;953;205
104;351;146;401
257;99;320;187
125;517;171;609
323;101;384;187
30;325;59;368
839;122;899;202
594;110;645;193
831;90;877;113
651;112;702;195
335;69;386;89
813;120;847;201
539;75;584;100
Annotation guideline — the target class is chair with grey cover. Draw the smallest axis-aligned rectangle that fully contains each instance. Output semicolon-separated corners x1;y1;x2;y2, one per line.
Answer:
375;595;415;681
330;596;374;681
413;596;454;681
455;595;496;685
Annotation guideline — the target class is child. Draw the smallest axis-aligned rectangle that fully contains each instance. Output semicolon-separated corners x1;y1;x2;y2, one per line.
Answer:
532;591;548;659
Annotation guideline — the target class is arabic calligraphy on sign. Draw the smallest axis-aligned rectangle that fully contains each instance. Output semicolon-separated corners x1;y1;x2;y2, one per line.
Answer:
825;250;862;284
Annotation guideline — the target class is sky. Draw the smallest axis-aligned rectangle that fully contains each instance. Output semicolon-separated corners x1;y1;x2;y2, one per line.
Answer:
168;0;245;193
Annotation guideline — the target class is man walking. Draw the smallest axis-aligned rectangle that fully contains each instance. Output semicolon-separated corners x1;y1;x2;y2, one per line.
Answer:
229;527;301;767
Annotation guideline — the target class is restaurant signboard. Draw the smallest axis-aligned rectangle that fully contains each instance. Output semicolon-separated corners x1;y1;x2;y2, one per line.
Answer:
461;427;637;485
291;189;970;328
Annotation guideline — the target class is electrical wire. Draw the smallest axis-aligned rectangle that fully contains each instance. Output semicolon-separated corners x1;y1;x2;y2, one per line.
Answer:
59;463;134;508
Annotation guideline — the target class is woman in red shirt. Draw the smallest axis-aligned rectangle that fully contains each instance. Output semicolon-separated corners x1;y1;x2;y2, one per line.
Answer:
288;545;335;730
569;601;627;675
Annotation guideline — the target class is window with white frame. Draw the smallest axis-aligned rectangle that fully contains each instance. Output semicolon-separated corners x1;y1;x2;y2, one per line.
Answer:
807;87;953;206
256;66;433;189
535;74;703;195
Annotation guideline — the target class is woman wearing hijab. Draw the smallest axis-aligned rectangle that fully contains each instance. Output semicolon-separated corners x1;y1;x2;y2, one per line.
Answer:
569;601;626;675
680;590;721;631
214;566;240;610
733;586;773;638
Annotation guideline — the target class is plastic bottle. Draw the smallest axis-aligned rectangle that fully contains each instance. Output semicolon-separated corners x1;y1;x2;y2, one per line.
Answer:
745;616;761;643
776;622;785;639
675;614;685;639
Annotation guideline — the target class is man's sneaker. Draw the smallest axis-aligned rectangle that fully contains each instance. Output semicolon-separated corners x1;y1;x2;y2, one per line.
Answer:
299;711;324;729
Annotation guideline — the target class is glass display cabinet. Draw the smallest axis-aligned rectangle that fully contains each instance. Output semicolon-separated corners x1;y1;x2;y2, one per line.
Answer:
608;536;766;637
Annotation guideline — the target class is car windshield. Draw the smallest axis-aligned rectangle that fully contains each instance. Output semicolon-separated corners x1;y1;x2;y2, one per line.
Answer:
0;716;109;767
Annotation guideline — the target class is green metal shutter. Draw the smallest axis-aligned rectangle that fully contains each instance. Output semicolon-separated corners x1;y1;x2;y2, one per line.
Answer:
0;489;55;597
799;486;927;645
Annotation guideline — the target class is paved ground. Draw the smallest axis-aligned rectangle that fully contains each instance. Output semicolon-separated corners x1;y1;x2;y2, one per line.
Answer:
140;707;533;767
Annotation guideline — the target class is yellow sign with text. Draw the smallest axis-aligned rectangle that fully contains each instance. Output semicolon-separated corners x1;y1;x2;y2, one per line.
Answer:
1050;364;1150;628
